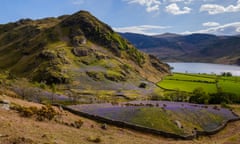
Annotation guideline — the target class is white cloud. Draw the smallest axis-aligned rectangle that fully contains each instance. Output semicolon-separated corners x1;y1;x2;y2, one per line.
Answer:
202;22;220;27
146;4;160;12
237;27;240;32
200;1;240;14
182;22;240;35
164;0;193;4
113;25;171;35
164;0;183;2
165;3;191;15
124;0;161;12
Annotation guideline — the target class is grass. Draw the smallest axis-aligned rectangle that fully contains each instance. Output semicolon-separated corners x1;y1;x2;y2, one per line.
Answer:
158;79;217;93
131;107;184;135
166;73;215;82
158;73;240;95
218;80;240;95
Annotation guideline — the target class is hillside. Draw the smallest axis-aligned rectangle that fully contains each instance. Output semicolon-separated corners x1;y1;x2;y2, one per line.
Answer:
120;33;240;65
0;11;170;95
1;93;240;143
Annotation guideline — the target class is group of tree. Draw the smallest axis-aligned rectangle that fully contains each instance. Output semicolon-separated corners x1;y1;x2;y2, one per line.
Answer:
221;72;232;77
189;87;240;104
151;86;240;104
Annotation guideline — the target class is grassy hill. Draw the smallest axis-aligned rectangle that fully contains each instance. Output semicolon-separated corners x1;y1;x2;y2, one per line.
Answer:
0;11;170;93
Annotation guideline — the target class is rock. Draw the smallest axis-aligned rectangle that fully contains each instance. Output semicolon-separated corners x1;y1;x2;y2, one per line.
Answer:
2;100;10;104
174;120;182;129
0;134;9;137
72;47;92;57
72;36;86;46
74;120;83;129
0;100;10;110
41;134;47;138
59;105;63;112
38;50;56;60
2;104;10;110
101;123;107;130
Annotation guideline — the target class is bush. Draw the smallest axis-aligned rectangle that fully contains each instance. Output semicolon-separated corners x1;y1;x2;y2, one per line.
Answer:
12;104;57;121
139;82;147;88
11;105;38;118
221;72;232;77
87;136;101;143
72;119;83;129
220;102;231;109
20;107;35;117
36;105;57;121
209;92;239;104
189;87;209;104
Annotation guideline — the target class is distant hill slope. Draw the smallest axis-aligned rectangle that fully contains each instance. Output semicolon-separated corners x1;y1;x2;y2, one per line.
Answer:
120;33;240;65
0;11;170;90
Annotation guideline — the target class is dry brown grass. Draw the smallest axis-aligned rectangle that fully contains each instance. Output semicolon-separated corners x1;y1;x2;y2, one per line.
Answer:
1;94;240;144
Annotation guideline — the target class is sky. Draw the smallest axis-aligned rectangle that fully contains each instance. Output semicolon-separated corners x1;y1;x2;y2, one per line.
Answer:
1;0;240;35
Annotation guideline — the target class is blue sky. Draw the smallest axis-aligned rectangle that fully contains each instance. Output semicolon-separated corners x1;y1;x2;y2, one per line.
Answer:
1;0;240;35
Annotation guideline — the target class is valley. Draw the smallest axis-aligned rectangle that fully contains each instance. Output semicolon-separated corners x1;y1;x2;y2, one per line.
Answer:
120;33;240;65
0;9;240;144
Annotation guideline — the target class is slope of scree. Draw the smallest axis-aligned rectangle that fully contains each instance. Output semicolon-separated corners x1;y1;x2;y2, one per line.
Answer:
0;10;170;90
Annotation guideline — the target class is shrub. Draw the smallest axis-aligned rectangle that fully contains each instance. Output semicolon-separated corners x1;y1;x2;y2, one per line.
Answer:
189;87;209;104
11;105;38;118
149;95;162;101
139;82;147;88
209;92;239;104
21;107;34;117
221;72;232;77
36;105;57;121
220;102;231;109
72;119;84;129
23;106;38;117
87;136;101;143
12;105;64;124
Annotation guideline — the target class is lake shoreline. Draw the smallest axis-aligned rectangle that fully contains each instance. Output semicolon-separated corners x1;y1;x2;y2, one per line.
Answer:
167;62;240;76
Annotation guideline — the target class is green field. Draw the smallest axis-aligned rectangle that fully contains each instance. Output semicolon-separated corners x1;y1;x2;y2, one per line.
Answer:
157;73;240;95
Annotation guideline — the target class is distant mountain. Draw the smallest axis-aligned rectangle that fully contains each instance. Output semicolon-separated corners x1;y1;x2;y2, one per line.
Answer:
0;11;170;90
120;33;240;65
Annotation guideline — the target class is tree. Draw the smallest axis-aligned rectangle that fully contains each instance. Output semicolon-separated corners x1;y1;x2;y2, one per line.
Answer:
221;72;232;77
189;87;209;104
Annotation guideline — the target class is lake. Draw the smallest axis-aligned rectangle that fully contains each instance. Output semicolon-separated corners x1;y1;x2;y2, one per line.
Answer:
168;62;240;76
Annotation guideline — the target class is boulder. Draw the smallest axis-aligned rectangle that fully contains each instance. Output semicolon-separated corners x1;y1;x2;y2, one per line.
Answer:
0;99;10;110
174;120;182;129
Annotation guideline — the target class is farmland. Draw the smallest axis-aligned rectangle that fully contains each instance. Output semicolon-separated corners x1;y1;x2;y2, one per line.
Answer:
157;73;240;95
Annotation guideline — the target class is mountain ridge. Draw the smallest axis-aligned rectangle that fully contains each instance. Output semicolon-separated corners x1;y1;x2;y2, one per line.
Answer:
120;32;240;65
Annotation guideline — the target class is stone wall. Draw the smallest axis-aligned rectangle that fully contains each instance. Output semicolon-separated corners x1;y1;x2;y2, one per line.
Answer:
60;105;240;140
